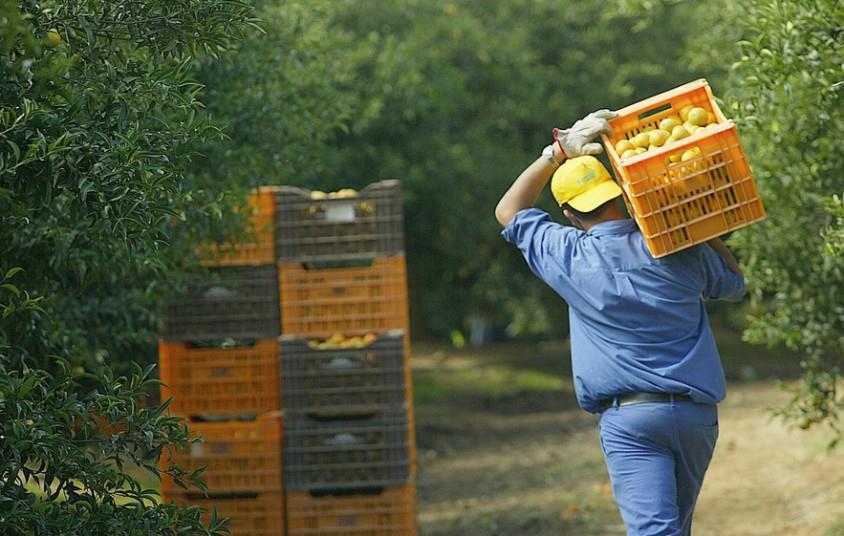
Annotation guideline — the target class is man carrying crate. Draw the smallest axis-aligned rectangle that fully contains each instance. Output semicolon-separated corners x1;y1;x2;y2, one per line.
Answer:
494;110;744;535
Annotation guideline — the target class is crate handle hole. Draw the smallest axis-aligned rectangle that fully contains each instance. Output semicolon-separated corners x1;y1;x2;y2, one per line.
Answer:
307;487;385;498
637;102;672;121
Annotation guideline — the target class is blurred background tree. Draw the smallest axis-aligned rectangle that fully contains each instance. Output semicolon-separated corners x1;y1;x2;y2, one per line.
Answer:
190;0;362;188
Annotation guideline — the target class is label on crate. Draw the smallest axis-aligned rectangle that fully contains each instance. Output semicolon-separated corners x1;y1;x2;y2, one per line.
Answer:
325;202;356;222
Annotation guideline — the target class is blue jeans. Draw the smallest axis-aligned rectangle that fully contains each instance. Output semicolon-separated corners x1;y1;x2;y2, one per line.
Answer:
598;399;719;536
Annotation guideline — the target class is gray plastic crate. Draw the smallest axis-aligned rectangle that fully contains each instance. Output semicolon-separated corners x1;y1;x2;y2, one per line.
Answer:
281;330;407;419
283;414;412;492
275;180;404;264
160;265;279;341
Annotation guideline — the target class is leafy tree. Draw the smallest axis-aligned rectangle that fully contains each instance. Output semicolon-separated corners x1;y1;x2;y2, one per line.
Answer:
717;0;844;438
0;0;255;371
0;280;219;534
1;0;254;532
191;0;362;188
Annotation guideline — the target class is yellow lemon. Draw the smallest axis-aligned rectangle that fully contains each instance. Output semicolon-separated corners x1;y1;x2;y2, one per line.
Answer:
635;147;647;154
679;105;695;121
669;153;682;163
659;116;682;131
706;111;717;124
649;129;671;147
616;139;635;154
335;188;357;198
684;121;701;134
621;149;638;159
688;107;708;127
46;30;61;47
681;147;702;161
632;132;651;148
671;125;690;140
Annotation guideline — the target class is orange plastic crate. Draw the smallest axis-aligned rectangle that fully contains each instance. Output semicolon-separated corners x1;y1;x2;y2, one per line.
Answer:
286;485;418;535
159;339;281;419
201;187;276;267
601;79;766;257
163;490;284;536
278;256;409;339
161;412;283;495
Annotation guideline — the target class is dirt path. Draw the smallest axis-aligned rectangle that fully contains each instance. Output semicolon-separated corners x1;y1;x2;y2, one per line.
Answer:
411;343;844;535
695;385;844;535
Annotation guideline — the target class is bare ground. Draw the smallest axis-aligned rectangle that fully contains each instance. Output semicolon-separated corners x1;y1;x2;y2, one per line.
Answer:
411;338;844;536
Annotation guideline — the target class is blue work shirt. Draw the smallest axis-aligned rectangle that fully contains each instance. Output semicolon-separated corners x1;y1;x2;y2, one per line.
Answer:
502;208;745;414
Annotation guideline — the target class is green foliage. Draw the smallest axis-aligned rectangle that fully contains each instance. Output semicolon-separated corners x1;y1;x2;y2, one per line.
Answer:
0;352;225;534
826;516;844;536
716;0;844;433
191;0;361;187
0;0;255;370
1;0;256;532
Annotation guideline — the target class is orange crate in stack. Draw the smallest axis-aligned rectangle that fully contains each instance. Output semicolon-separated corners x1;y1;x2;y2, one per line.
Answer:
161;412;283;495
601;79;766;257
202;187;276;267
286;484;418;536
163;491;284;536
159;339;281;420
278;256;409;339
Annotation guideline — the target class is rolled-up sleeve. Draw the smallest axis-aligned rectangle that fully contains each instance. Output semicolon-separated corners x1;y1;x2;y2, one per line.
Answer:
699;244;745;302
501;208;579;285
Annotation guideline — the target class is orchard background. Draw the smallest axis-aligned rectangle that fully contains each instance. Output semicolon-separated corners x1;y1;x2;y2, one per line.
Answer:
0;0;841;534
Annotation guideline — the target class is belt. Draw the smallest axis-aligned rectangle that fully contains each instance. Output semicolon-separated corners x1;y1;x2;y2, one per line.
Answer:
601;392;693;410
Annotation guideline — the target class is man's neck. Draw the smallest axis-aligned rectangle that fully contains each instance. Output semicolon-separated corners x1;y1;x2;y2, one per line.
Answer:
581;207;627;231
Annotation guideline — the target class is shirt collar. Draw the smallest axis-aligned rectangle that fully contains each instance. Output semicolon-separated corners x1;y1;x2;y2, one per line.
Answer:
586;218;638;237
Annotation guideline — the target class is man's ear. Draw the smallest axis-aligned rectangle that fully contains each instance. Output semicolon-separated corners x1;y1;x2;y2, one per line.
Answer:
563;209;577;226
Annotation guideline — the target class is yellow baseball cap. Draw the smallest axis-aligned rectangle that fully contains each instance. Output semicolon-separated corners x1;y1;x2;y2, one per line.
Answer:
550;155;622;211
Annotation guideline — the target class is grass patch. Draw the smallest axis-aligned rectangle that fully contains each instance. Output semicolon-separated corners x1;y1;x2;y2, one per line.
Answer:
827;517;844;536
413;364;566;406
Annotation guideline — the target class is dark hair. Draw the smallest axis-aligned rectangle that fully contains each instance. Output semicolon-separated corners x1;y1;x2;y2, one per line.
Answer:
561;196;621;221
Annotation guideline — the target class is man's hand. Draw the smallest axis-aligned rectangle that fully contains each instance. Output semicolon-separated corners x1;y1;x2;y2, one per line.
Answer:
554;109;618;159
495;109;619;228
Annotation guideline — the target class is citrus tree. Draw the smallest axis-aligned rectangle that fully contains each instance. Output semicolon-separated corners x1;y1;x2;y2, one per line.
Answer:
719;0;844;438
191;0;362;189
0;0;254;532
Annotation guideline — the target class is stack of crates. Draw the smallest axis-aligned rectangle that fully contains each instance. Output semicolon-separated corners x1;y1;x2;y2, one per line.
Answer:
275;180;419;535
601;79;766;257
159;188;286;535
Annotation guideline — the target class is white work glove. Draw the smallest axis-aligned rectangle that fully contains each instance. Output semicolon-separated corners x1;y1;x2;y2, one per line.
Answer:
553;109;618;158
